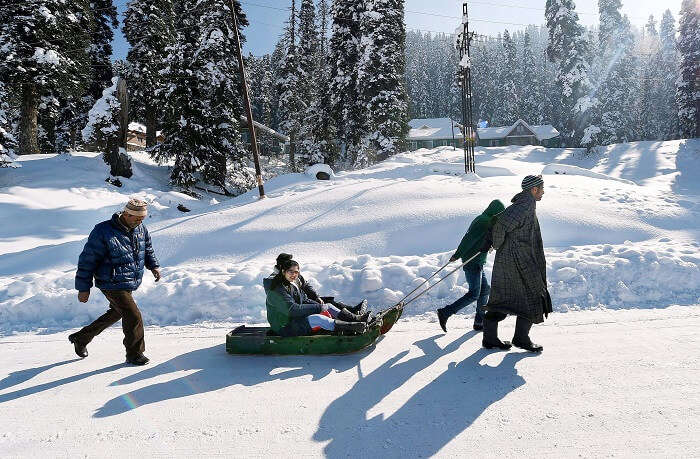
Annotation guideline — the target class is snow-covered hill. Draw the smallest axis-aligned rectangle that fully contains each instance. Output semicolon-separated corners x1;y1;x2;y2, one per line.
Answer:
0;141;698;333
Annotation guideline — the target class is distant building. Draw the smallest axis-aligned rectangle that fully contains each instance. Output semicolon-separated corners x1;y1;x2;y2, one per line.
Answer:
407;117;561;151
476;119;560;147
407;118;463;151
126;122;163;151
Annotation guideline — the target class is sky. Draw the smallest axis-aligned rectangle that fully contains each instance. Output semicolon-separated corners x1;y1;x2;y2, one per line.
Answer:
111;0;684;60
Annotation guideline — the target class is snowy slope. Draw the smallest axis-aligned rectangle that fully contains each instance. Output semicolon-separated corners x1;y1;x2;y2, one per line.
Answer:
0;141;698;333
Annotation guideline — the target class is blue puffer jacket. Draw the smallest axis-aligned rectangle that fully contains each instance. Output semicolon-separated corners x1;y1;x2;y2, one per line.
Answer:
75;213;159;292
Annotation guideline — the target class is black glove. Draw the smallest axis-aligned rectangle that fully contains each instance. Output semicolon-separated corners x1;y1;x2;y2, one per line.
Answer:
478;229;493;253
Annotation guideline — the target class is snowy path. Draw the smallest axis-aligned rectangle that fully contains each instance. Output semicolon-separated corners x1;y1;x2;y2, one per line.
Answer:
2;306;699;457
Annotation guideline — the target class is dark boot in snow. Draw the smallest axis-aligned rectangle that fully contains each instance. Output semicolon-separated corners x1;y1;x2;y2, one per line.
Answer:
512;316;542;352
338;308;371;323
437;308;448;333
473;320;484;331
334;320;367;335
482;313;510;350
68;333;88;358
126;354;150;365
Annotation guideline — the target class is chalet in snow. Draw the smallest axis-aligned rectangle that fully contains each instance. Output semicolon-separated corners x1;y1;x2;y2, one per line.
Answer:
407;118;561;150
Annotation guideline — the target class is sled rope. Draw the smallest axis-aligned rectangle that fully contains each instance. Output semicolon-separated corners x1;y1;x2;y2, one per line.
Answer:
402;252;481;308
396;260;452;305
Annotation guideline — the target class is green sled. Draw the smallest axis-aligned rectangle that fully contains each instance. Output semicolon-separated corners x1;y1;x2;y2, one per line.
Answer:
226;302;404;355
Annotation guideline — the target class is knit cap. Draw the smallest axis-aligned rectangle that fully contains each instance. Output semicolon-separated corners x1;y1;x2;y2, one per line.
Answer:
124;198;148;217
521;174;544;190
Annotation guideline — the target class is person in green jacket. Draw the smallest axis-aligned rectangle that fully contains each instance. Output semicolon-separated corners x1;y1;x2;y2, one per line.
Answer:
437;199;505;332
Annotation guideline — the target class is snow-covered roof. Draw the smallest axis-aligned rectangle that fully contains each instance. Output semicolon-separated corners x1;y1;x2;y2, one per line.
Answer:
407;118;463;140
477;119;560;141
128;122;146;133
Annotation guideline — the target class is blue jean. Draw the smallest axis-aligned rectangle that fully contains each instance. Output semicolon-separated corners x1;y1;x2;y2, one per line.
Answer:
442;264;490;322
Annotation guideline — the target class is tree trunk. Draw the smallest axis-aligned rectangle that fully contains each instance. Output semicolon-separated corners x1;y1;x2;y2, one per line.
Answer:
145;102;157;148
104;78;133;178
19;83;39;155
289;135;296;171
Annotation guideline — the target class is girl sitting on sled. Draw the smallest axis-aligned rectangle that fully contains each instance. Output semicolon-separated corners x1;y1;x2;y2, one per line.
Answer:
264;253;370;336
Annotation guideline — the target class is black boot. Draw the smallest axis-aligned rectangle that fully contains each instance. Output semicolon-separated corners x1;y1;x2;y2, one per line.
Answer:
482;312;511;350
126;354;150;365
333;320;367;335
338;307;371;323
436;307;448;333
68;333;88;358
512;316;542;352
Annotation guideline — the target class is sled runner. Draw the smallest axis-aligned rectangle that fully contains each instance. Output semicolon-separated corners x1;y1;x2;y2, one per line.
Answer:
226;302;404;355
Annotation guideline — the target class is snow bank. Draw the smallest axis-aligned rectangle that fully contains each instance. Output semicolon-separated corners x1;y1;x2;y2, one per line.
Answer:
1;238;698;333
542;163;635;184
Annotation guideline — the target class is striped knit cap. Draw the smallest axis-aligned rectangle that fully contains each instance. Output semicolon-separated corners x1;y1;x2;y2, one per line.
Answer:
123;198;148;217
521;174;544;190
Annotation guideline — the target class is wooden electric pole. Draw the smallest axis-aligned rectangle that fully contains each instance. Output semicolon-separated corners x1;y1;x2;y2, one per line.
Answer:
228;0;265;198
456;3;476;174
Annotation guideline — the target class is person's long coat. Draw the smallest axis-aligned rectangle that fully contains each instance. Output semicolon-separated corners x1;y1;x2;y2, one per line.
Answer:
485;190;550;324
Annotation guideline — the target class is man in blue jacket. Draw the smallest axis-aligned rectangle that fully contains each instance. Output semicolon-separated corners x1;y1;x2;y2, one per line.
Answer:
69;198;161;365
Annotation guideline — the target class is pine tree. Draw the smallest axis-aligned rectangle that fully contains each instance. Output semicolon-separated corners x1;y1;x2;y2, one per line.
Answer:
519;31;540;123
635;16;662;140
596;0;637;145
154;0;254;193
329;0;364;163
123;0;175;148
295;0;321;166
495;30;519;125
676;0;699;138
0;81;17;160
659;10;679;140
299;0;337;165
354;0;408;166
0;0;92;155
277;0;302;169
545;0;593;146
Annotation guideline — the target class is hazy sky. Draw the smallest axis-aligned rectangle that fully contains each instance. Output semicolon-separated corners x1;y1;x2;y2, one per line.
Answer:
111;0;684;60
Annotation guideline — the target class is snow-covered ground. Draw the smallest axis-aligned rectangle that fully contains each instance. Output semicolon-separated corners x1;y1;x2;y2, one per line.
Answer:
1;307;699;457
1;140;699;456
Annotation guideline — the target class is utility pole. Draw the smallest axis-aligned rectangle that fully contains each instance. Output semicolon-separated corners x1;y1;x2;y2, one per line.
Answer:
228;0;265;198
456;3;476;174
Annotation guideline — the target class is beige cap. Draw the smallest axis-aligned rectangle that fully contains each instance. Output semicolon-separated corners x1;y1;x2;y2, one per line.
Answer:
124;198;148;217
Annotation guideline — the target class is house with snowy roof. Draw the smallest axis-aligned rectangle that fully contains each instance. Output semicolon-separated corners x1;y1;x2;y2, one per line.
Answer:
407;117;560;151
407;118;463;150
476;119;560;147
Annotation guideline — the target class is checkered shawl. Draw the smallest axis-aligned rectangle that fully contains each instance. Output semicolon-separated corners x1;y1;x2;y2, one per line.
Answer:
485;191;548;323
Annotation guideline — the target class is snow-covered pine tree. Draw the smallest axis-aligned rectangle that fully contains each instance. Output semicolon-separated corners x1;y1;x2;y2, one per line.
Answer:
154;0;254;194
329;0;364;164
495;30;519;125
277;0;302;170
82;77;133;177
0;81;18;163
56;0;118;153
123;0;175;148
0;0;92;155
545;0;593;146
635;16;662;140
596;0;637;145
519;31;540;124
295;0;322;167
675;0;699;138
248;54;277;155
659;10;679;140
298;0;338;165
353;0;408;166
